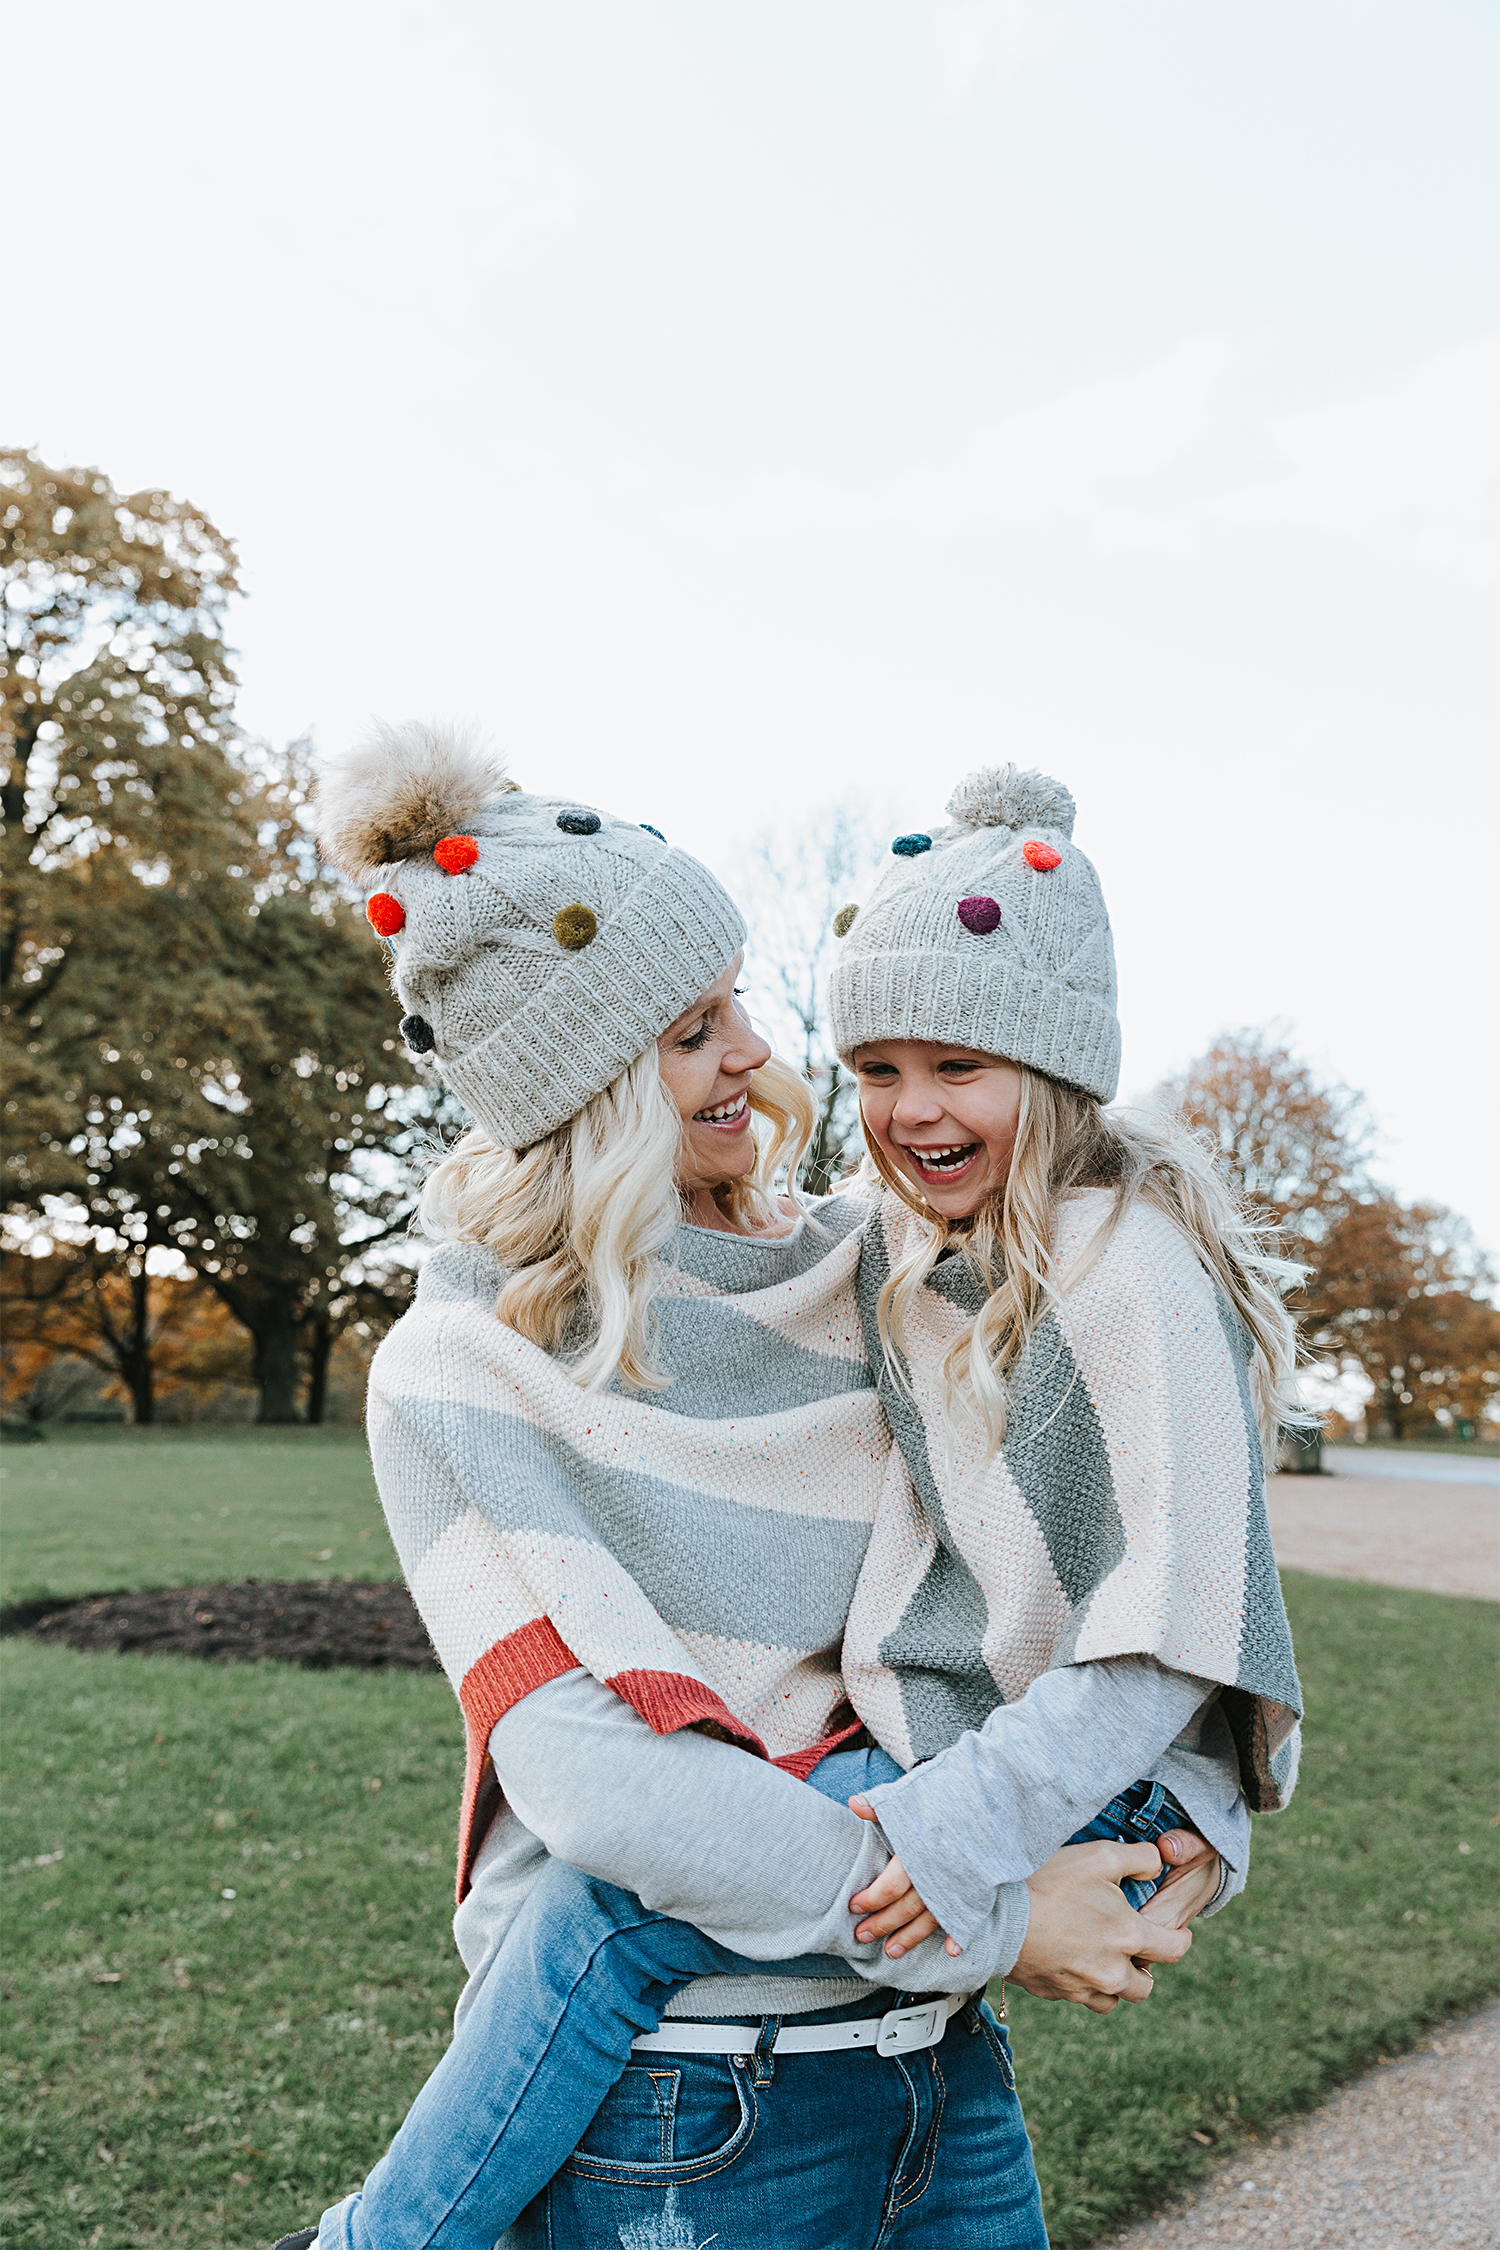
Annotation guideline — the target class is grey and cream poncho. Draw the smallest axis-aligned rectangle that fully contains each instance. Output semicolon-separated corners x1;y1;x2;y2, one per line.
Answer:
843;1186;1303;1812
366;1199;885;1898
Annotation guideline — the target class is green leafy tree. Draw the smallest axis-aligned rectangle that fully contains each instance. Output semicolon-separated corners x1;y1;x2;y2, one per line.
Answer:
3;453;428;1421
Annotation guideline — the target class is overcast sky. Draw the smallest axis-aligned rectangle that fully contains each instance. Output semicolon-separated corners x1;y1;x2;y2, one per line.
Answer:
7;0;1497;1246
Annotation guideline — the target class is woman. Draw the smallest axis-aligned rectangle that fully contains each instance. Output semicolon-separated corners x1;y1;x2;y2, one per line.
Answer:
286;725;1216;2250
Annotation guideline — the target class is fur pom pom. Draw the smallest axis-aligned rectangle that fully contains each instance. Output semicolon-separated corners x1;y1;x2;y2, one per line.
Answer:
944;765;1076;840
316;721;515;879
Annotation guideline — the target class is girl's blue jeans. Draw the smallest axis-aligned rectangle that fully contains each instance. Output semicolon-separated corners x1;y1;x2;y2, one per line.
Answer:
318;1752;1190;2250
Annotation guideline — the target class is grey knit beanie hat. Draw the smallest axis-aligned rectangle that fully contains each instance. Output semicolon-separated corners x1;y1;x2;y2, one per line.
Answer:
317;722;746;1149
827;765;1120;1102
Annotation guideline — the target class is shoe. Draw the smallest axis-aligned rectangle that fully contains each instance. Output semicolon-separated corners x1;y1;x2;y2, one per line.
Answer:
271;2231;319;2250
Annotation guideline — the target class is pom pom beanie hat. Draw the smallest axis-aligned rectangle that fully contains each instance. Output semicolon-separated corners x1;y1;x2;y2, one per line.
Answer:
827;764;1121;1103
317;722;746;1150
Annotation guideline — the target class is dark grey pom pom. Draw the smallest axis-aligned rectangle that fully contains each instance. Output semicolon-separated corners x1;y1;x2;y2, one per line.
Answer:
400;1014;435;1054
557;810;601;836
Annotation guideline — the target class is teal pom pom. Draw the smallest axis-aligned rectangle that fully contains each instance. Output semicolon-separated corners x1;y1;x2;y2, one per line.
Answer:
892;833;931;857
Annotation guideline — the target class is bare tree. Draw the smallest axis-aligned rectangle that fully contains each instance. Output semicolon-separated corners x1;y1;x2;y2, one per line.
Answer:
740;809;885;1195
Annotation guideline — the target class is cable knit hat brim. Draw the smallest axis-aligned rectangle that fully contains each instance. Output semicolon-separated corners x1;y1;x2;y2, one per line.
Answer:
831;950;1120;1103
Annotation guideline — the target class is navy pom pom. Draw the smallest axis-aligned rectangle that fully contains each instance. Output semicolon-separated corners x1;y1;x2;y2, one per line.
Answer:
557;810;602;836
892;833;932;857
640;823;665;841
400;1014;436;1054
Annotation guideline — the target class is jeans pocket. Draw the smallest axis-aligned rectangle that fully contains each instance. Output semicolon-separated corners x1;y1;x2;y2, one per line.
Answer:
564;2055;756;2185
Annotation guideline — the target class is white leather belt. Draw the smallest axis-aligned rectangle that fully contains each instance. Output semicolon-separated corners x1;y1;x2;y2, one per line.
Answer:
632;1991;972;2062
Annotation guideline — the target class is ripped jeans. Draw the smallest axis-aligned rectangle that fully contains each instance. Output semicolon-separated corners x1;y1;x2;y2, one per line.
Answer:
317;1753;1188;2250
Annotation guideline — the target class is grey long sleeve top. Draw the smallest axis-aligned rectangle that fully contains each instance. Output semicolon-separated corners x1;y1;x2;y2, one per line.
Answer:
451;1655;1248;2027
862;1656;1251;1952
460;1667;1029;2023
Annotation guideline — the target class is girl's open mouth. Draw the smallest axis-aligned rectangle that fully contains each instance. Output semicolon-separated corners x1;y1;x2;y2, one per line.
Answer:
904;1141;981;1183
694;1090;750;1133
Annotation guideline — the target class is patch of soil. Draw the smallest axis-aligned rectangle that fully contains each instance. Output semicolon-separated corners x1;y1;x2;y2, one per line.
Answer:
11;1580;440;1671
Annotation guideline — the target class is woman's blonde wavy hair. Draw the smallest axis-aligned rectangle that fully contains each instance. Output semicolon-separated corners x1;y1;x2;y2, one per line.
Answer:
867;1065;1306;1455
418;1049;816;1394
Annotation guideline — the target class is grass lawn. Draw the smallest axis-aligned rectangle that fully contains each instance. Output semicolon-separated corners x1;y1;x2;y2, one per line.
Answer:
0;1429;397;1609
1;1572;1495;2247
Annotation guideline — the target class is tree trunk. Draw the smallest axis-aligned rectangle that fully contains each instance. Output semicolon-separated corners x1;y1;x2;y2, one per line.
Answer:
802;1063;849;1199
305;1311;333;1426
253;1304;303;1423
121;1268;155;1425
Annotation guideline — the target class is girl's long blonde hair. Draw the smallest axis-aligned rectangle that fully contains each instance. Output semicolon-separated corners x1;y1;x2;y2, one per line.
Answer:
869;1067;1305;1454
418;1049;816;1393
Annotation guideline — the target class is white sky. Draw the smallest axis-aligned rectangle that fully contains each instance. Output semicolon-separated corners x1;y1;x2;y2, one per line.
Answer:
7;0;1497;1246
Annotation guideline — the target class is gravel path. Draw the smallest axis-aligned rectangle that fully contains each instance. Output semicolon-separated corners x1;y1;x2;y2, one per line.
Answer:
1267;1474;1499;1600
1099;2000;1499;2248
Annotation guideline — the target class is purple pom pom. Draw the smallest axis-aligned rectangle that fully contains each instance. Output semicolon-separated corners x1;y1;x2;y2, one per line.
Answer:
957;895;1001;935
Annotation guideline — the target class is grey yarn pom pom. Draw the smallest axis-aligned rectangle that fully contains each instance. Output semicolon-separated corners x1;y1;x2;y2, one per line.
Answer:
944;765;1076;840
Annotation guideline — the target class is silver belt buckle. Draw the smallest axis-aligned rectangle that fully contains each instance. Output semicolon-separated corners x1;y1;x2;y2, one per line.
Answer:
876;2002;945;2057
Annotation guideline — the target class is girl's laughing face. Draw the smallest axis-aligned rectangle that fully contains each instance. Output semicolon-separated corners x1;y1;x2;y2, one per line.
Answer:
854;1041;1023;1220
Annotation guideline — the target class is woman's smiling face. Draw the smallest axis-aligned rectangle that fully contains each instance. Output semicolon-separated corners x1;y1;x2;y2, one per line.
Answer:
656;956;772;1217
855;1040;1023;1221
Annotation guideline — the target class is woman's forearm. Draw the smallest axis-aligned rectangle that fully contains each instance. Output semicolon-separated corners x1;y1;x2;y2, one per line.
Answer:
489;1668;1028;1988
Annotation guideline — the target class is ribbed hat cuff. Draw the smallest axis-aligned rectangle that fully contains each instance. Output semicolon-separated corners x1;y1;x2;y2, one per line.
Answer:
829;953;1121;1104
444;851;746;1148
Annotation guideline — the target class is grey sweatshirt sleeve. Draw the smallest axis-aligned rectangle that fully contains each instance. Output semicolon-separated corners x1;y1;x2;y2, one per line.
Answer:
488;1669;1030;1990
862;1656;1250;1951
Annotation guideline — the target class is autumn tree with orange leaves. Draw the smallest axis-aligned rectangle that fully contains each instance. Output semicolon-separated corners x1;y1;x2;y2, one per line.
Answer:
1160;1031;1497;1439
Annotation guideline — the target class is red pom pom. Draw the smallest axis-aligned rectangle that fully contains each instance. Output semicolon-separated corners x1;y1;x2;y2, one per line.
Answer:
434;834;479;874
1023;840;1062;872
366;892;406;936
957;895;1002;935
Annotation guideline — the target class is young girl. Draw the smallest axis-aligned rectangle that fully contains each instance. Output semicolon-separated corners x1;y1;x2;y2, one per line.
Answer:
829;764;1303;1965
286;738;1293;2250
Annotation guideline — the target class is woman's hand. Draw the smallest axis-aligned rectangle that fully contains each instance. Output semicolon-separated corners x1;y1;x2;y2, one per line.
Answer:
847;1794;947;1958
1138;1829;1223;1928
1011;1840;1193;2013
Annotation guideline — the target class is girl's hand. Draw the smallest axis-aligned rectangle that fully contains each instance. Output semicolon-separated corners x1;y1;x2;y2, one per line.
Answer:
1011;1840;1193;2012
1137;1829;1223;1928
847;1794;954;1959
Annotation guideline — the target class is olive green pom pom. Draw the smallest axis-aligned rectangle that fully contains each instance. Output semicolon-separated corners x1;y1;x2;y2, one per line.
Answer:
553;903;599;951
833;903;859;938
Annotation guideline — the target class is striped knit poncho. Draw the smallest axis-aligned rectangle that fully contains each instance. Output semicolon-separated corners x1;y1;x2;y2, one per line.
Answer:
366;1199;886;1898
843;1187;1303;1812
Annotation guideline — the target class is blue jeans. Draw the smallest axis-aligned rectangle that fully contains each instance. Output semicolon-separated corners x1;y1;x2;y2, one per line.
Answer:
503;1990;1045;2250
319;1751;1187;2249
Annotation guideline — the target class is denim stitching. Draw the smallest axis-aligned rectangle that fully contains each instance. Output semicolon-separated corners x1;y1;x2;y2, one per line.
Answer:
561;2064;758;2187
894;2047;947;2212
977;2014;1016;2093
873;2055;924;2250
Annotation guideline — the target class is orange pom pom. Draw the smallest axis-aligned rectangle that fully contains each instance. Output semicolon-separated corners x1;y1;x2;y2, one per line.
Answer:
366;892;406;936
434;834;479;874
1022;840;1062;872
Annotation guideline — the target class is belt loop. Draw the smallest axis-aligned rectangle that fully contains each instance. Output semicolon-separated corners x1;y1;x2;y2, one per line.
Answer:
751;2014;780;2087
